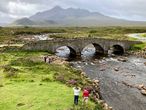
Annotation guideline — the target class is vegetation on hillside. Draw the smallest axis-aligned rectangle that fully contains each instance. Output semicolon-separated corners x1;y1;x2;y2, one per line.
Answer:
1;26;146;44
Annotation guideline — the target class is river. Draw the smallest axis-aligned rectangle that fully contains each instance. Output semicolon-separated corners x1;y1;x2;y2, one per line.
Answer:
71;56;146;110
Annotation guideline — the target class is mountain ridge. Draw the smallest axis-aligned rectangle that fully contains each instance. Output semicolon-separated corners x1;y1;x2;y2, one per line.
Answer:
11;6;146;26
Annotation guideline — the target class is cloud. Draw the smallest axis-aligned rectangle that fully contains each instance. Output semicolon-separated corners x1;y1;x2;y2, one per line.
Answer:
0;12;14;23
0;0;146;23
8;1;40;18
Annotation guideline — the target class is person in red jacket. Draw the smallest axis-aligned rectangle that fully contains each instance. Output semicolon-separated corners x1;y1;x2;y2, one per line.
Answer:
83;88;90;103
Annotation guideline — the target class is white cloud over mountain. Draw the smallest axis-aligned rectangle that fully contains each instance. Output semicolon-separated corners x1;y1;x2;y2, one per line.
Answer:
0;0;146;24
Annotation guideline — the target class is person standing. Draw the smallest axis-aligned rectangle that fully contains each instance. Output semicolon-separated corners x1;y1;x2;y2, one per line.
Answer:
83;88;90;103
73;86;81;105
44;56;47;63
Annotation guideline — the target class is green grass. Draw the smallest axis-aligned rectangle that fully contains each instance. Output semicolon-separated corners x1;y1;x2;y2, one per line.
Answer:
130;43;146;50
141;33;146;37
0;82;74;110
127;37;138;41
0;51;98;110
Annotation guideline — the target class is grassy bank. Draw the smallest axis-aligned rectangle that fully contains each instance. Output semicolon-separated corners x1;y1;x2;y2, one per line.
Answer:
0;51;102;110
130;43;146;50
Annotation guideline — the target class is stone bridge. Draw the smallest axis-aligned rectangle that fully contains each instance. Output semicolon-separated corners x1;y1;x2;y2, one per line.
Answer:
22;38;141;57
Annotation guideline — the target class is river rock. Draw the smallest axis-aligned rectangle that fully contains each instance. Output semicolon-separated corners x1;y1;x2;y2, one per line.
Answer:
117;57;128;62
95;93;100;99
103;103;109;110
138;84;145;90
109;107;113;110
141;90;146;96
78;61;81;64
114;68;119;71
94;79;100;83
81;72;86;76
91;62;95;65
98;100;105;105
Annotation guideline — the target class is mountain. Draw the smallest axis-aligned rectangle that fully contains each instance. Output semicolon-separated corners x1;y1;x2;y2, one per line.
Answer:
12;18;35;26
12;17;58;26
12;6;146;26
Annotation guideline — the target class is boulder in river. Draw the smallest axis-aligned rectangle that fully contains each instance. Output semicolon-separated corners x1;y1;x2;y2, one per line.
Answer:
137;84;145;90
141;90;146;96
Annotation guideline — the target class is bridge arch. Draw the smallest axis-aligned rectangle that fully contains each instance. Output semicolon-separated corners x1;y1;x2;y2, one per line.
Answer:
92;43;104;54
81;43;104;57
55;45;76;58
112;44;124;55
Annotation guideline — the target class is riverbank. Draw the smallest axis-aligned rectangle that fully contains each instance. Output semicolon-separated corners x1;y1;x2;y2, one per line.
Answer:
71;55;146;110
0;50;106;110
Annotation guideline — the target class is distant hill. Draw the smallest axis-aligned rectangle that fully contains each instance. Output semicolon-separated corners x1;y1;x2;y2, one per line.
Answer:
12;17;58;26
12;18;35;26
12;6;146;26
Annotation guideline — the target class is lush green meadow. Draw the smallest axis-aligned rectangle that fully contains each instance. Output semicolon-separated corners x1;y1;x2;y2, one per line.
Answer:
0;51;101;110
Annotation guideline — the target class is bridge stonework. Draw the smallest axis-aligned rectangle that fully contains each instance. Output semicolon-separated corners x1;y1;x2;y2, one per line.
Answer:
22;38;140;55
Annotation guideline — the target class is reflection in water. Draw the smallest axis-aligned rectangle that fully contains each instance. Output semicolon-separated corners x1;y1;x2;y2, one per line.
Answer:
56;44;105;60
81;44;96;60
56;46;70;57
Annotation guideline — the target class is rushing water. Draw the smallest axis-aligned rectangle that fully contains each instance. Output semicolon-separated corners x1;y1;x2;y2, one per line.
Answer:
71;56;146;110
127;33;146;42
34;34;54;41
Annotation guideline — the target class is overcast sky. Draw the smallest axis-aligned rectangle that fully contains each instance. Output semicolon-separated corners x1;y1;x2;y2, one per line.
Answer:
1;0;146;23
